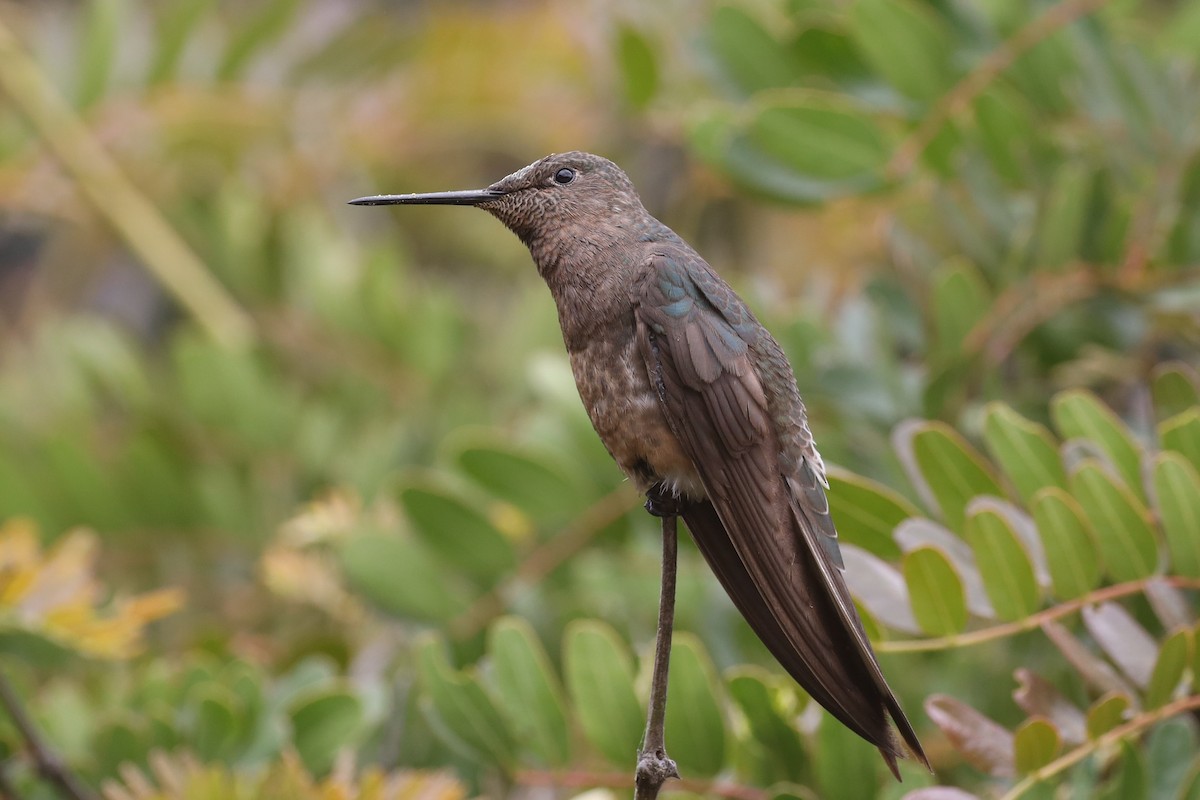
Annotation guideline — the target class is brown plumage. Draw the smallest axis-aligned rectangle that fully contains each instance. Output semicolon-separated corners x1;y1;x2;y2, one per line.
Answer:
351;151;929;777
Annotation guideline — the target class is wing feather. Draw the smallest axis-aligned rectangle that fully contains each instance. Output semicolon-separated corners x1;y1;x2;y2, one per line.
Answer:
635;254;927;774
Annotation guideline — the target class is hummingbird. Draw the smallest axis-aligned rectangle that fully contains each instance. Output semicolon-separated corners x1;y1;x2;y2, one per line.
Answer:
351;151;928;779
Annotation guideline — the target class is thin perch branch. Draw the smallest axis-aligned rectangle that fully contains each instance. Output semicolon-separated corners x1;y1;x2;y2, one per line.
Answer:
0;671;96;800
635;512;680;800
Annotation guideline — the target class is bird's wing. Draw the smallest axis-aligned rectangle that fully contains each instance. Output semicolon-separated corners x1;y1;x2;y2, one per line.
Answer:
633;254;926;775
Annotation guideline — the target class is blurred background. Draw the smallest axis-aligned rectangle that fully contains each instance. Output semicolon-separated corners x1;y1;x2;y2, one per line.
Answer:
2;1;1199;798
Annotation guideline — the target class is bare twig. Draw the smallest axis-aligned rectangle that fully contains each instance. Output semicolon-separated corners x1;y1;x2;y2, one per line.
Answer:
0;18;254;349
0;671;96;800
635;513;680;800
516;768;770;800
876;576;1200;654
886;0;1109;180
1000;693;1200;800
449;484;641;639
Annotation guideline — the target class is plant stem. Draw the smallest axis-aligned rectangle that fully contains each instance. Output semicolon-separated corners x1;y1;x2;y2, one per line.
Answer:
635;513;680;800
999;694;1200;800
0;671;96;800
0;18;254;350
877;576;1200;654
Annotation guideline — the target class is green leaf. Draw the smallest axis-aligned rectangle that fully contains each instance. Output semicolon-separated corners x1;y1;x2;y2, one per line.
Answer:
399;480;516;580
1151;363;1200;420
217;0;303;81
1013;717;1061;774
190;685;241;761
664;634;726;777
903;546;968;636
932;260;991;359
1152;453;1200;577
615;25;658;109
705;5;797;94
1146;718;1199;799
1052;390;1144;500
563;620;644;766
76;0;123;108
826;468;916;559
851;0;955;102
288;688;363;774
1145;629;1191;710
1030;488;1101;599
815;710;880;800
726;667;806;782
1102;740;1147;800
983;403;1067;506
340;533;470;623
1161;409;1200;472
149;0;215;84
896;420;1004;531
1086;692;1131;739
1033;164;1091;269
965;508;1040;621
973;86;1038;184
453;440;583;522
486;617;571;767
416;636;517;766
747;98;891;183
1069;462;1158;583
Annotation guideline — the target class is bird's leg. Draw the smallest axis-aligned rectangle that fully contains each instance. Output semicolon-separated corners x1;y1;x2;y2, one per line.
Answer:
636;485;683;799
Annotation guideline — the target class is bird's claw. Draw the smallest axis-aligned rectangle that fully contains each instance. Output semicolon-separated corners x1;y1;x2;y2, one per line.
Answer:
644;485;689;518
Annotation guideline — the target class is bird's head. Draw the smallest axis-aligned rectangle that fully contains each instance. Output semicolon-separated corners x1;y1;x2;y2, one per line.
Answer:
350;151;648;246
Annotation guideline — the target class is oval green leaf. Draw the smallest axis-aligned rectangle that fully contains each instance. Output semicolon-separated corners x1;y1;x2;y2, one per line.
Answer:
486;616;571;767
1069;462;1159;582
454;441;583;522
1013;717;1061;774
748;99;890;183
1086;692;1131;740
340;533;471;623
1052;390;1144;500
399;480;516;580
932;261;991;360
1151;362;1200;420
851;0;955;102
615;25;658;110
704;5;797;94
1145;628;1191;710
664;633;726;777
1030;488;1101;599
726;667;806;782
1162;407;1200;471
416;636;517;766
1152;453;1200;577
896;420;1004;531
966;508;1040;621
563;620;644;766
826;467;917;559
903;546;968;636
288;687;363;774
983;403;1067;506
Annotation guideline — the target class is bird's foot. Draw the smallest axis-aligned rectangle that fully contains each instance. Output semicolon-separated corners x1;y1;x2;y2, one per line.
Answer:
634;746;679;800
644;484;690;518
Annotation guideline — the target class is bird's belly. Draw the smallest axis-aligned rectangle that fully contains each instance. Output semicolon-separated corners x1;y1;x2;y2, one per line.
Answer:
568;342;703;499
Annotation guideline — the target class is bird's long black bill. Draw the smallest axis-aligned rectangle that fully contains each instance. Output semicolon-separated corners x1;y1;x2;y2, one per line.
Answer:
348;189;505;206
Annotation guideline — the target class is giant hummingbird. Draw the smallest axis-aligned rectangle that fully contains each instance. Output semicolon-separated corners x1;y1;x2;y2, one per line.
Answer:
351;151;929;784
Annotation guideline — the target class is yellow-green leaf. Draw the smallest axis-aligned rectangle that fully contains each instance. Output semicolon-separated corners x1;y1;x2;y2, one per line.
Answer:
563;620;643;766
1052;390;1144;500
1030;488;1101;599
487;617;571;767
1145;629;1191;710
851;0;955;102
827;467;917;559
1152;453;1200;577
983;403;1067;506
1069;462;1158;582
897;420;1004;531
1152;362;1200;420
416;636;517;766
966;508;1040;621
1086;693;1131;739
1161;408;1200;477
664;634;726;777
1013;717;1061;774
903;546;968;636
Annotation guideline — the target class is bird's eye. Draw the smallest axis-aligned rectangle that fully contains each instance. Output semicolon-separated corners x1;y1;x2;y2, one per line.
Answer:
554;167;576;185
